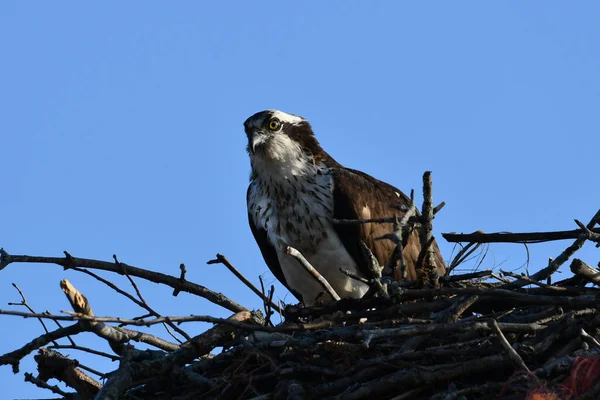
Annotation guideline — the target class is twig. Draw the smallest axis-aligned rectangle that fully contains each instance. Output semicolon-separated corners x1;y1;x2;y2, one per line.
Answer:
73;266;190;343
339;268;370;284
433;201;445;215
500;270;574;292
8;283;56;344
489;319;529;372
45;309;76;346
48;344;120;361
76;362;106;379
377;198;417;280
286;246;341;302
447;241;483;273
332;201;443;226
360;241;388;298
0;309;262;329
173;262;187;296
259;276;275;326
574;218;600;246
115;254;191;342
24;372;72;397
208;254;282;314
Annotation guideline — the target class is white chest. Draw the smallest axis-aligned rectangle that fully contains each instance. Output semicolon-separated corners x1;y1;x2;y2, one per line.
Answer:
248;163;368;304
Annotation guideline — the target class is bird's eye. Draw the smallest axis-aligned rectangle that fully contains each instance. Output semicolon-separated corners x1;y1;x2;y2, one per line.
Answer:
268;118;281;131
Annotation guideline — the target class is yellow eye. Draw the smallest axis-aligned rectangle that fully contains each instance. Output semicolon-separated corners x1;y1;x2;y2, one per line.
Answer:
268;118;281;131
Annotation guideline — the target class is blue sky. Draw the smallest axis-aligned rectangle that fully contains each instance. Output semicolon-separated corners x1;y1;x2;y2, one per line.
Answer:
1;2;599;398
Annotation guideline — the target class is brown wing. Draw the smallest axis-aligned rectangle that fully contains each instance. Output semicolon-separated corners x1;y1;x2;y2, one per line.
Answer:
247;187;302;302
330;167;446;281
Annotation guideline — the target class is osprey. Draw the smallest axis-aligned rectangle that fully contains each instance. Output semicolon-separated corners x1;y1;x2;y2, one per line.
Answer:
245;110;445;305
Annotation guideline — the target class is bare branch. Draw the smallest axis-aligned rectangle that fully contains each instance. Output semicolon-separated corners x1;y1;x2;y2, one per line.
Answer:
8;283;56;343
34;348;102;399
489;319;529;372
286;246;341;302
48;344;120;361
0;323;82;373
0;250;247;313
574;219;600;246
443;227;600;244
207;253;282;313
417;171;439;286
72;267;188;343
500;209;600;289
24;372;73;398
570;258;600;285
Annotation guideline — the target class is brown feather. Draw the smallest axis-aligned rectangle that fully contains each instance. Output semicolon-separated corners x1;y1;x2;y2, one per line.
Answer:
328;166;446;281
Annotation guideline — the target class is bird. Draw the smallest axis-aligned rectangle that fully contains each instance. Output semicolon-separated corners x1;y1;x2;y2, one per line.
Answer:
245;110;445;305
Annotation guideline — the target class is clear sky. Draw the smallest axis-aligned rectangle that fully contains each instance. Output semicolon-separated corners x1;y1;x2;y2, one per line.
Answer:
1;2;599;398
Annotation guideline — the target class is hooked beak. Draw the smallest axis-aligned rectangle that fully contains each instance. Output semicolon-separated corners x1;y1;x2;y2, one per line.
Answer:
250;131;268;155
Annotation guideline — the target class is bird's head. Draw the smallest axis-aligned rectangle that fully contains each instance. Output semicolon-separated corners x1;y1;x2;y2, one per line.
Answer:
244;110;322;165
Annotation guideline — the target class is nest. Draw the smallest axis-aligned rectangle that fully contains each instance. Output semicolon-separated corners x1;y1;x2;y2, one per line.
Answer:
1;178;599;400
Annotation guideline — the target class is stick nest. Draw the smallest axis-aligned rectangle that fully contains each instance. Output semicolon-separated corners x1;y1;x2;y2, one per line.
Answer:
1;175;598;400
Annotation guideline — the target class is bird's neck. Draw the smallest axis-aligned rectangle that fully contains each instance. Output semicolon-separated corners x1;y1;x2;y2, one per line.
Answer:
251;152;322;184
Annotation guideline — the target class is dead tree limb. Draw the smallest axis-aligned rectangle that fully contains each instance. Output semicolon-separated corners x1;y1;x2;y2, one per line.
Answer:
417;171;438;286
500;209;600;289
0;249;247;313
570;258;600;285
34;348;102;400
442;227;600;243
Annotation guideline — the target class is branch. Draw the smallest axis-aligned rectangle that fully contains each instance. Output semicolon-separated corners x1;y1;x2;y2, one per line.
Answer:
112;255;191;342
500;209;600;289
0;323;82;373
360;241;387;298
570;258;600;285
34;348;102;399
8;283;56;343
24;372;73;398
286;246;341;302
417;171;438;286
439;270;493;283
442;228;600;244
500;270;578;293
447;241;484;273
489;319;529;372
0;250;246;313
375;196;417;280
207;254;282;313
72;266;189;343
48;344;120;361
574;219;600;246
60;279;130;356
332;201;443;226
